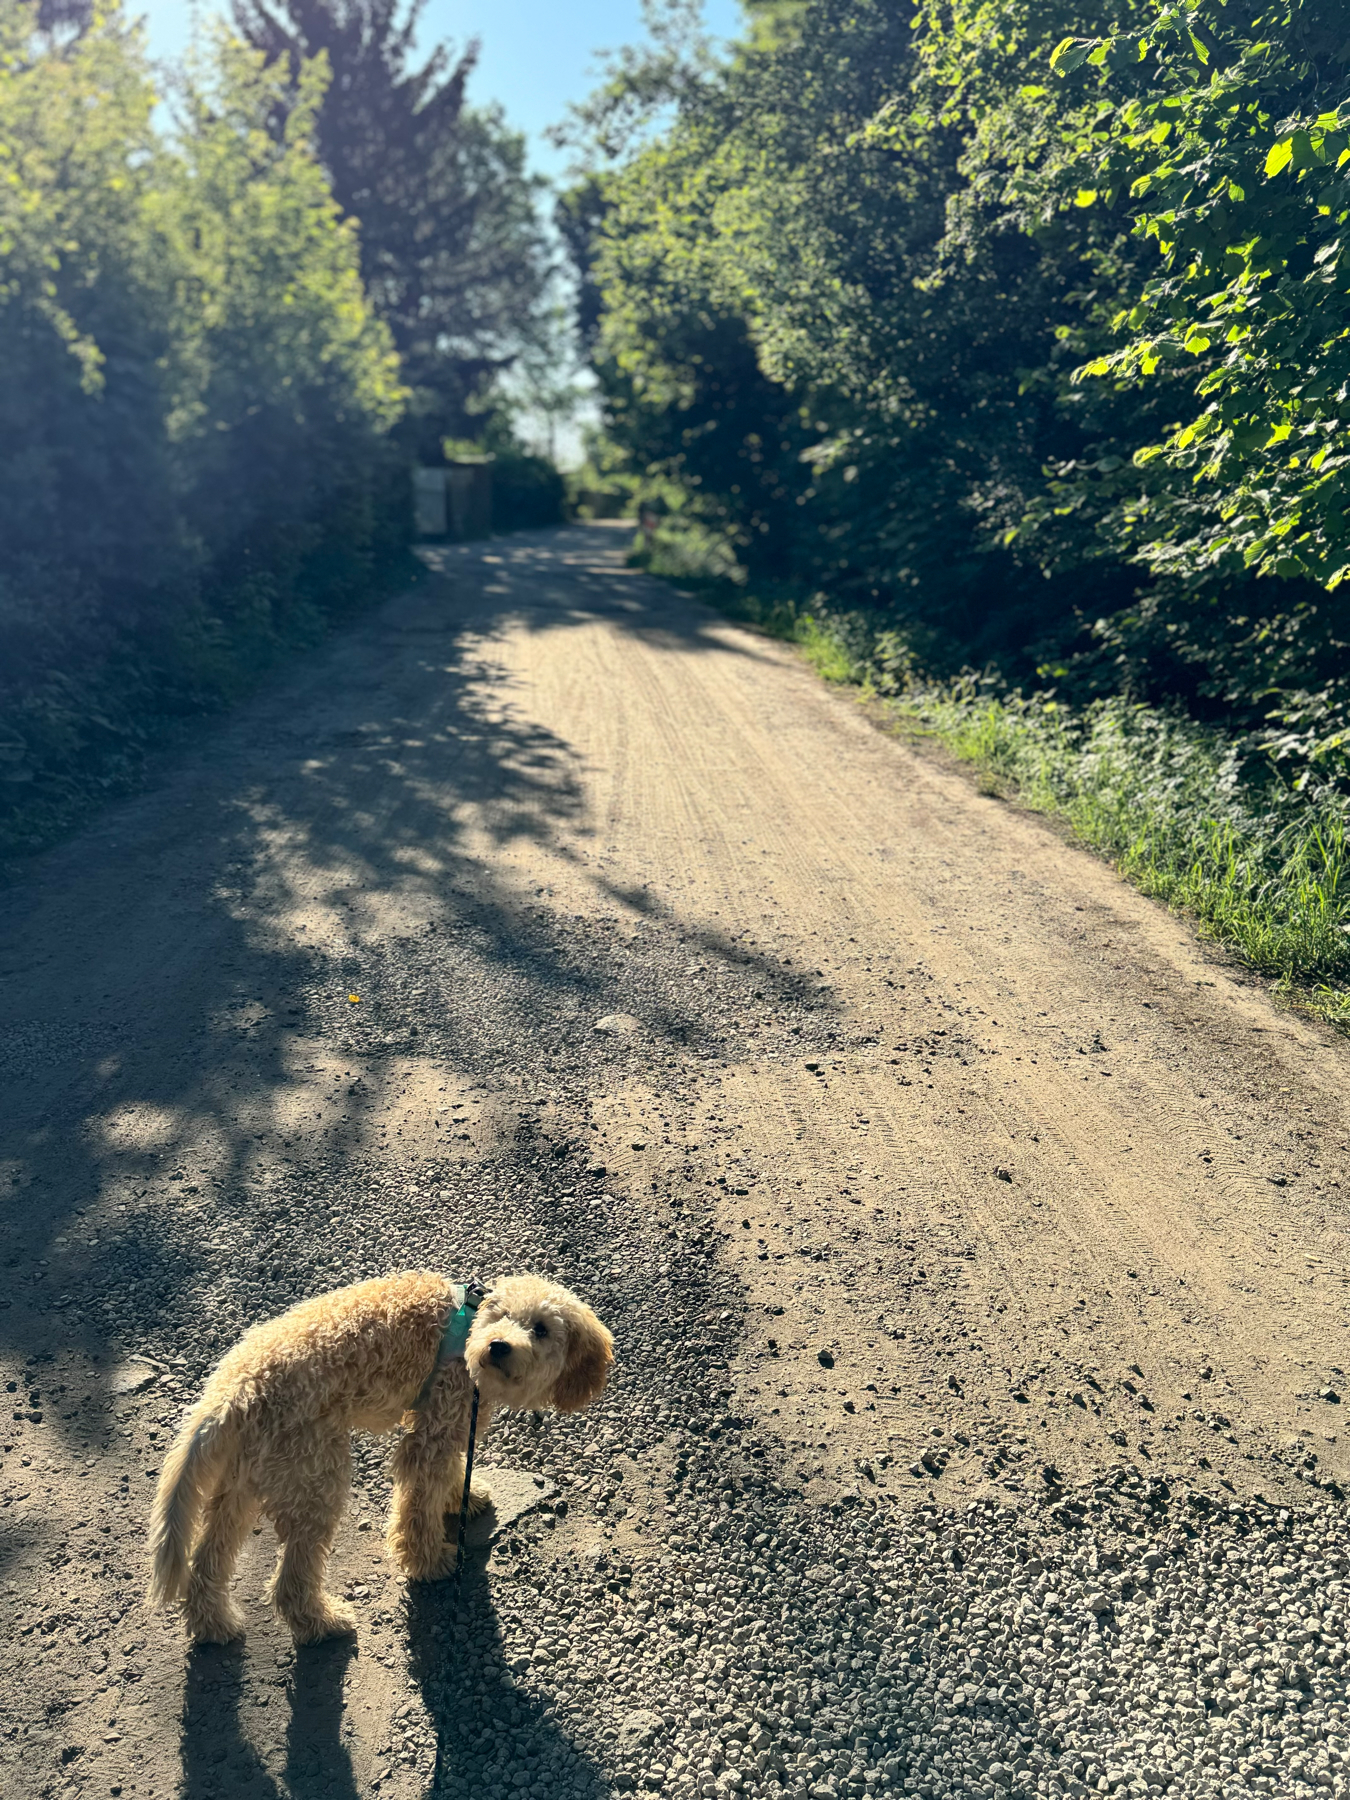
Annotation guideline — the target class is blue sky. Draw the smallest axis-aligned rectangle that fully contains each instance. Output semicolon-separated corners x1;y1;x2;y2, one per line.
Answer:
134;1;743;180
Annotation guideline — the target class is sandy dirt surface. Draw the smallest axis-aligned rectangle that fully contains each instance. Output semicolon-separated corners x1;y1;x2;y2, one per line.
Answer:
3;522;1349;1800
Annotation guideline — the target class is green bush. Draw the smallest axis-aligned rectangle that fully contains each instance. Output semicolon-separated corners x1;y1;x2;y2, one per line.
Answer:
0;7;406;856
569;0;1350;784
490;450;567;532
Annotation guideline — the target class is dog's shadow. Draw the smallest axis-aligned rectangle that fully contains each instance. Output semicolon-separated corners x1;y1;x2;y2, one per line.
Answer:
180;1637;359;1800
178;1547;605;1800
406;1549;609;1800
284;1639;362;1799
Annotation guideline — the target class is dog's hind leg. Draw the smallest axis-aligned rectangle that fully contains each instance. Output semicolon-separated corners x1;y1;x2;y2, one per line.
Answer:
262;1436;357;1644
184;1481;258;1643
268;1513;356;1644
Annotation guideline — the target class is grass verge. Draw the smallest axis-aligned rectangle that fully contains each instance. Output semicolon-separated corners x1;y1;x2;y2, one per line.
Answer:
895;682;1350;1021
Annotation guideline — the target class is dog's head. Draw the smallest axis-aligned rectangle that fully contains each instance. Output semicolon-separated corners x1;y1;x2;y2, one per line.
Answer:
465;1276;613;1413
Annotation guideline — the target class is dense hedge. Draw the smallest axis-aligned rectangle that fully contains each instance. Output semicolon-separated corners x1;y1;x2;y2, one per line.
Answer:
491;451;568;532
0;8;407;856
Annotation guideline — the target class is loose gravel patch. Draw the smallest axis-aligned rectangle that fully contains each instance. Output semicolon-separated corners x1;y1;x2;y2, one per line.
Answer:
106;1138;1350;1800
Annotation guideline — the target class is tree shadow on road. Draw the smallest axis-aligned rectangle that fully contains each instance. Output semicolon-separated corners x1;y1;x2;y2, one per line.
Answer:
0;521;835;1796
419;525;784;668
0;521;837;1401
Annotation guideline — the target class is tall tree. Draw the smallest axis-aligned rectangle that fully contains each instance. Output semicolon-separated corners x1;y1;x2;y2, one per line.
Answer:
231;0;551;454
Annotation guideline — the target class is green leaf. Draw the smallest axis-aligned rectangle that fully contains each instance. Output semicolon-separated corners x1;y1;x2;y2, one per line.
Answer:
1074;188;1098;208
1104;34;1145;72
1049;37;1095;76
1265;139;1293;178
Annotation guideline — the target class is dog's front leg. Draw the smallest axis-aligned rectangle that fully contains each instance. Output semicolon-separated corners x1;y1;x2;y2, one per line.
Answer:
387;1378;490;1580
387;1438;461;1580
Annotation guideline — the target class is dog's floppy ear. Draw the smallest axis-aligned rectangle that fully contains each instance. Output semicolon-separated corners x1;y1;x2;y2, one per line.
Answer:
552;1303;614;1413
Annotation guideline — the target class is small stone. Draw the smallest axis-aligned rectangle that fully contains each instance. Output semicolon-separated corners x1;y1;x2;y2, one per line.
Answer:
110;1361;158;1396
618;1710;663;1749
1083;1592;1112;1616
817;1349;835;1368
596;1014;642;1035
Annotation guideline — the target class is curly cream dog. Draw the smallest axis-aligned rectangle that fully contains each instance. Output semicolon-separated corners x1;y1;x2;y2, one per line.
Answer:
147;1273;612;1643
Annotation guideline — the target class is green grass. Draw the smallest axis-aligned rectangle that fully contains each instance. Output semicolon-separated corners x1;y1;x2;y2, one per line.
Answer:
793;615;856;684
896;682;1350;1020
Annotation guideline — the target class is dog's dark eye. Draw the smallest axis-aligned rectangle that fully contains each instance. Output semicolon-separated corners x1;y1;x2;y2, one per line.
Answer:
533;1321;549;1339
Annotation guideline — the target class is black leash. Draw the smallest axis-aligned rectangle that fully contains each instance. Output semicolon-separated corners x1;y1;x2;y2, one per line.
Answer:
409;1281;487;1579
453;1382;481;1578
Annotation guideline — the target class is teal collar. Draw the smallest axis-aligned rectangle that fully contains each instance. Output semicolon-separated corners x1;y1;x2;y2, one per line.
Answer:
412;1280;485;1409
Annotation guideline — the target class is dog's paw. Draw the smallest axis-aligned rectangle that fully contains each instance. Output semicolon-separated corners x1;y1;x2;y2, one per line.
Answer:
284;1595;359;1644
466;1480;493;1519
393;1539;457;1581
185;1598;247;1645
388;1525;455;1581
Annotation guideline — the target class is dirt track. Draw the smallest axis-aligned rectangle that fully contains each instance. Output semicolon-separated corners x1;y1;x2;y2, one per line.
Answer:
3;522;1350;1798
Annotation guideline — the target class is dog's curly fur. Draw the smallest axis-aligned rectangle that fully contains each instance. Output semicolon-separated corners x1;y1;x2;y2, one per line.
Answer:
146;1273;613;1644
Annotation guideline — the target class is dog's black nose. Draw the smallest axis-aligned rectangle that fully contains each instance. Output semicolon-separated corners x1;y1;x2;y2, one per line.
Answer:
488;1339;512;1363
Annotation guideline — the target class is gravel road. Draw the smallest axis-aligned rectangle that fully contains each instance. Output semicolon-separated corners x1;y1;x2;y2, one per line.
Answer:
4;523;1350;1800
